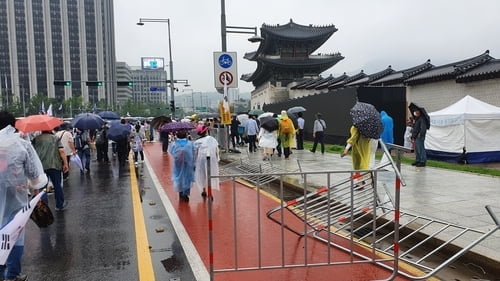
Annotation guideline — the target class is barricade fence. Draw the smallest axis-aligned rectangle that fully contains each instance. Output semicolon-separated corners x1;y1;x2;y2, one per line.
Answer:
205;143;500;281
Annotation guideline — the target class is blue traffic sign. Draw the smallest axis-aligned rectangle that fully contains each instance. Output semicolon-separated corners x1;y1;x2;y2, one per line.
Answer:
218;54;233;69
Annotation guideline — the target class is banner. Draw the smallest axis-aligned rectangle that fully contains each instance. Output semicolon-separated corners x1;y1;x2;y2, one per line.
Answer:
0;191;44;265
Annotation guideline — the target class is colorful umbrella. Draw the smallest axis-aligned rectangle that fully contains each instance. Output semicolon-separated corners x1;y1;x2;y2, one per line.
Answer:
350;102;383;139
98;111;120;120
15;115;64;133
160;121;195;133
71;113;106;130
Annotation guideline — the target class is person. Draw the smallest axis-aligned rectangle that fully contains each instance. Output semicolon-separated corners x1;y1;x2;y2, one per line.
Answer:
411;108;429;167
404;117;414;151
32;129;69;211
341;125;372;171
193;125;220;199
0;111;48;281
310;113;326;154
159;125;170;154
380;111;394;148
95;125;109;163
229;115;241;150
130;123;145;164
245;115;259;153
278;111;296;159
296;112;305;150
258;125;278;160
74;129;91;172
54;123;77;180
116;119;131;165
168;130;195;202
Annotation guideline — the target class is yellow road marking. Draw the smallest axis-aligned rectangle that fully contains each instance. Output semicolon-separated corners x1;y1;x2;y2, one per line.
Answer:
129;156;156;281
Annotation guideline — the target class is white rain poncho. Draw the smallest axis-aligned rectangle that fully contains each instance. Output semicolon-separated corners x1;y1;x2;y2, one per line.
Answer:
193;135;220;192
168;138;194;194
0;125;47;245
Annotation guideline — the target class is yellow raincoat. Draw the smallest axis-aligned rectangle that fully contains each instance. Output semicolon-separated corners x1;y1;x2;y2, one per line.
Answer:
346;126;371;170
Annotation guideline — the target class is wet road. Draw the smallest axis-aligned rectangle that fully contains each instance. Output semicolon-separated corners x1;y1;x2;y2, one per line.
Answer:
21;149;195;281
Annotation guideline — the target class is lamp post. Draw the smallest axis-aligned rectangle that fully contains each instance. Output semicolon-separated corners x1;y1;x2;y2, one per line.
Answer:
137;18;176;117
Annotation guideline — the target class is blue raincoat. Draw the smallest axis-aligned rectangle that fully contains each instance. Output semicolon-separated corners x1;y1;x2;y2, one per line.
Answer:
168;138;194;195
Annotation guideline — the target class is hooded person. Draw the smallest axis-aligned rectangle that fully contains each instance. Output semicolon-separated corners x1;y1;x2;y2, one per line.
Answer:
278;110;296;159
168;130;195;202
193;125;220;199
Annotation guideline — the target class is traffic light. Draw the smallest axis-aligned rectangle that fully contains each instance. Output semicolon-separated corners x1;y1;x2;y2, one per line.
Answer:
54;81;71;86
117;81;133;86
169;100;175;111
86;81;103;86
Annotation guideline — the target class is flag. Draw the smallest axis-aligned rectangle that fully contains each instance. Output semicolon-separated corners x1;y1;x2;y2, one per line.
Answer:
58;104;63;111
46;104;53;116
0;192;45;265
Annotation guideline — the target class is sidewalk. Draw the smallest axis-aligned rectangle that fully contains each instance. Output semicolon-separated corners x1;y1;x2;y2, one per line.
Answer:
221;147;500;264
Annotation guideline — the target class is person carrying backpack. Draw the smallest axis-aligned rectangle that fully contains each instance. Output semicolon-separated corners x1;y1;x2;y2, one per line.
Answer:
278;110;296;159
95;125;109;163
75;129;91;173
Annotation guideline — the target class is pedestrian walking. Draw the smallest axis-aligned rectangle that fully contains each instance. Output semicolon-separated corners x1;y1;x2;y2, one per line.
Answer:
278;111;296;159
230;115;241;150
160;128;170;154
310;113;326;154
296;112;305;150
54;123;77;179
258;126;278;160
193;125;220;199
74;129;91;172
404;117;414;151
95;125;109;163
131;123;145;164
116;119;131;165
245;115;259;153
341;125;372;170
0;111;48;281
32;129;69;211
168;130;195;202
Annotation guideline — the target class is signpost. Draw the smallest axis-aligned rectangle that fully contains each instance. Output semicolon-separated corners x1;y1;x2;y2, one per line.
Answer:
213;52;238;89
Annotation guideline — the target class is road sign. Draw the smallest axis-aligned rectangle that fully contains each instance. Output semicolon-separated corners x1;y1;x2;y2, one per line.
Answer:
214;52;238;89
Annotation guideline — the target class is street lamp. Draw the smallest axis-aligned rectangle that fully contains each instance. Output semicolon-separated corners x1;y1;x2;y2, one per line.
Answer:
220;0;263;52
137;18;176;117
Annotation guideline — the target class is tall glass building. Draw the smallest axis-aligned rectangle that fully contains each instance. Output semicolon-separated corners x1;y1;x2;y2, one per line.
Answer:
0;0;117;109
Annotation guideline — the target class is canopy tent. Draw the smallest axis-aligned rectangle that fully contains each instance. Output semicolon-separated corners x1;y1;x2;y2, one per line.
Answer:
425;95;500;163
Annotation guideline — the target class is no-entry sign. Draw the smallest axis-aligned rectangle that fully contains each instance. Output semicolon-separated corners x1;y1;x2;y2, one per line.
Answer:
214;52;238;88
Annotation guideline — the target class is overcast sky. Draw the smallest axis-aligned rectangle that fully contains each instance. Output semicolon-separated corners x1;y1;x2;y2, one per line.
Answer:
114;0;500;94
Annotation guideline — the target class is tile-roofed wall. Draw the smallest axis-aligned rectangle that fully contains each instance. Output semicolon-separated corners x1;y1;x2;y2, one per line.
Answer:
456;59;500;83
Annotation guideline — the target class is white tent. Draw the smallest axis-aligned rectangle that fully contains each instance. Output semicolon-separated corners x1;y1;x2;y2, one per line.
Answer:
426;95;500;163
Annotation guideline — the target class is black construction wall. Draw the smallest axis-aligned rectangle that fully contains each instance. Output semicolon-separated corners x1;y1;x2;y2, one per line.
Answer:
263;86;406;146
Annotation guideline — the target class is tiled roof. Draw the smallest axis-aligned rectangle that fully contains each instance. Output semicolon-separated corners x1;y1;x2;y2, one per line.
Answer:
261;19;338;40
369;60;433;86
456;59;500;83
316;73;348;90
328;71;367;90
405;51;492;85
346;66;395;86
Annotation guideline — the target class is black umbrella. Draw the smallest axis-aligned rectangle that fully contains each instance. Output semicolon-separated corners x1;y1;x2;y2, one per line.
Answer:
350;102;383;139
409;102;430;129
151;115;172;129
260;116;279;131
107;124;131;142
160;121;195;133
98;111;120;120
71;113;106;130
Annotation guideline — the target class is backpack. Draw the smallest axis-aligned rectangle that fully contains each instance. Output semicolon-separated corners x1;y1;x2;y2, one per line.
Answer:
280;118;294;134
95;129;106;145
74;132;85;149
